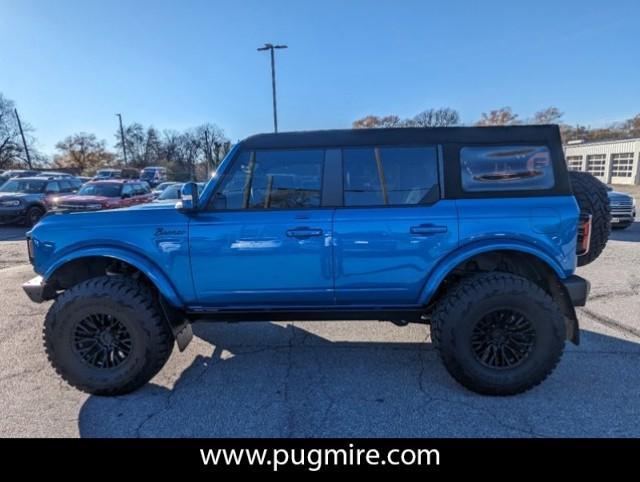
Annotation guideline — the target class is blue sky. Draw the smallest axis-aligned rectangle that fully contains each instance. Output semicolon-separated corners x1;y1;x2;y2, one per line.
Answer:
1;0;638;154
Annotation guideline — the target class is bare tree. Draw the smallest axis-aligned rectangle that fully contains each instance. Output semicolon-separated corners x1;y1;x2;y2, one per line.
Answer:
407;108;460;127
531;107;563;125
475;107;520;126
0;93;39;168
353;109;460;129
53;133;114;173
352;115;403;129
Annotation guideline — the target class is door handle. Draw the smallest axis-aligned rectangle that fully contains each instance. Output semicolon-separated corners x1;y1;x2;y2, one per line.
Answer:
410;224;448;235
286;227;324;238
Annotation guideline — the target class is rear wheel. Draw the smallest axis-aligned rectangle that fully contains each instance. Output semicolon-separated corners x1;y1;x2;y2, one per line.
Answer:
431;272;565;395
568;171;610;266
43;276;174;395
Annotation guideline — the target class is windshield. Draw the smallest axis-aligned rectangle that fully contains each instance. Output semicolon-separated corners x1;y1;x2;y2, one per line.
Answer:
77;183;122;197
0;179;46;193
141;169;158;180
157;184;183;200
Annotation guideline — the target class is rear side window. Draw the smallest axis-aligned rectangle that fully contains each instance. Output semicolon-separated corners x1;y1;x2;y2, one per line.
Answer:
343;146;439;206
460;145;554;192
210;149;324;210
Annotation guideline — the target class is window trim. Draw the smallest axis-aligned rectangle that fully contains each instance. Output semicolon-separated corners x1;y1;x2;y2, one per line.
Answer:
339;144;441;209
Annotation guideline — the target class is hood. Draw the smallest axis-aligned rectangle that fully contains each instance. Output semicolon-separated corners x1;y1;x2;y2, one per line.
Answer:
58;195;117;204
608;190;633;201
0;192;36;200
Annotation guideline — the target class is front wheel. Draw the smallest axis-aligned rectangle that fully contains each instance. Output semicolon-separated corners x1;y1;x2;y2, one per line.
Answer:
431;272;565;395
43;276;174;395
25;205;45;227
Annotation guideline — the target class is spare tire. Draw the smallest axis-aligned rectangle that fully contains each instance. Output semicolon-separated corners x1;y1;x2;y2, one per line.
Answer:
569;171;611;266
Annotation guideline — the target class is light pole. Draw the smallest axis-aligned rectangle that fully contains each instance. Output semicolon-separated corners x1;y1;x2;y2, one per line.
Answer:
116;113;128;165
257;43;287;133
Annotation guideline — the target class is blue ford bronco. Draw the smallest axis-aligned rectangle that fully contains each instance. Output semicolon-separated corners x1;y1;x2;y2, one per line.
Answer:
23;126;610;396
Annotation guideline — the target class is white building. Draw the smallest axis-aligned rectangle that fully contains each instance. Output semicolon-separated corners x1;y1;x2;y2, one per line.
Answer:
563;138;640;185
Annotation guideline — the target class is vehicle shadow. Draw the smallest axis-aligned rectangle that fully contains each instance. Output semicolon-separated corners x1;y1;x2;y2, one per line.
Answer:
78;322;640;437
0;226;28;242
609;220;640;243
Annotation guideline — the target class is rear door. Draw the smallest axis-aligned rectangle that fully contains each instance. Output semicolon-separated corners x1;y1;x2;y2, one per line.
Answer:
333;145;458;305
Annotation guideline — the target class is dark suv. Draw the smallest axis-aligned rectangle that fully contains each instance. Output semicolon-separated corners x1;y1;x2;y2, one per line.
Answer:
23;126;610;396
0;177;81;226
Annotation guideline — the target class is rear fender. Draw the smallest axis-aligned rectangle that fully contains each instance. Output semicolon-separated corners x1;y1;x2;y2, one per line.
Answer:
419;240;568;305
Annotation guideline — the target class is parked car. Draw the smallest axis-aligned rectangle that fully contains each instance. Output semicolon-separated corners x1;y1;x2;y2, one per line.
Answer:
53;179;153;212
39;171;76;178
0;169;40;185
151;181;178;199
140;166;167;187
0;176;80;226
153;182;204;203
23;126;610;396
93;169;121;180
606;186;636;229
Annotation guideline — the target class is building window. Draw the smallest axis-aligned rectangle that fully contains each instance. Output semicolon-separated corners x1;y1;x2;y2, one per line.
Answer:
611;153;635;178
566;155;583;171
586;154;606;178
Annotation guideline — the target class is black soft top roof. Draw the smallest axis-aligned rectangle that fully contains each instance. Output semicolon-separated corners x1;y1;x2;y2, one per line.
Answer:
242;125;562;150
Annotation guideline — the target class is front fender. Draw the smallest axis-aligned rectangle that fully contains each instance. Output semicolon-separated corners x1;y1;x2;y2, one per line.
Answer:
418;240;569;305
44;246;184;307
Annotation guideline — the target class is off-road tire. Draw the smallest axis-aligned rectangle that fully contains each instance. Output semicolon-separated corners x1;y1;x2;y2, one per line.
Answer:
569;171;610;266
43;276;174;395
431;272;565;396
25;205;45;227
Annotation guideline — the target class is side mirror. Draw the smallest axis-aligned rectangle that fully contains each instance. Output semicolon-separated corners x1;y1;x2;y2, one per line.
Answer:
177;182;198;211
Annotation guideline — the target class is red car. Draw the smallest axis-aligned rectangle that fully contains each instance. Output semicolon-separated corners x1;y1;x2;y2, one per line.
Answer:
54;180;153;212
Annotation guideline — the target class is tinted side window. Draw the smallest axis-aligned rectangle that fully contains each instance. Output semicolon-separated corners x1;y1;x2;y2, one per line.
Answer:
58;180;72;193
211;149;324;210
460;146;554;192
343;146;439;206
46;181;60;193
122;184;134;196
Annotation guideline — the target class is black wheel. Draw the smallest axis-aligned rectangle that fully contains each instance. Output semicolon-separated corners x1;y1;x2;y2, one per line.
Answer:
568;171;610;266
431;272;565;396
44;276;174;395
25;205;45;227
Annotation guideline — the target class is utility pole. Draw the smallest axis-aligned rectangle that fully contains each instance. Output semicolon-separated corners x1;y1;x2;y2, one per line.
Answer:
116;113;128;165
14;109;33;169
257;43;287;133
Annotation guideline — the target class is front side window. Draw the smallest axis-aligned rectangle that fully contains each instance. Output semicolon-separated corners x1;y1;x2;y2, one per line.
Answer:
343;146;439;206
210;149;324;210
461;145;554;192
45;181;60;193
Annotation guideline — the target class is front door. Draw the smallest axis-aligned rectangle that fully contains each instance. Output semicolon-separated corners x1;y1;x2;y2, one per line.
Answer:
333;145;458;305
189;148;334;307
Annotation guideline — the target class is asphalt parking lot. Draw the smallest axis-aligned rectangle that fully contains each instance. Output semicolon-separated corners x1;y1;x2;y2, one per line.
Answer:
1;222;639;438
